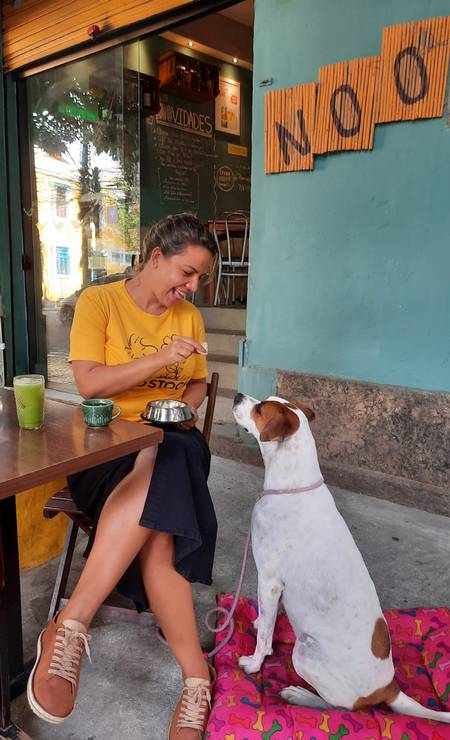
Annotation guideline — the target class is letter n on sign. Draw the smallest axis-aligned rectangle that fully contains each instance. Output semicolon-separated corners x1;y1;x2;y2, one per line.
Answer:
376;16;450;123
314;57;379;155
265;83;316;173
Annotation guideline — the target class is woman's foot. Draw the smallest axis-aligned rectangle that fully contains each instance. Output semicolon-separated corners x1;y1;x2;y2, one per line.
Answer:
27;614;91;724
168;665;216;739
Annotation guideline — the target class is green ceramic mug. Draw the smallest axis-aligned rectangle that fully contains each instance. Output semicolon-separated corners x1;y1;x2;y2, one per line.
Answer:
81;398;121;427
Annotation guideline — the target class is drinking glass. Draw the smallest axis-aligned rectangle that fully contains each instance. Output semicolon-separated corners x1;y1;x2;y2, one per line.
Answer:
13;374;45;430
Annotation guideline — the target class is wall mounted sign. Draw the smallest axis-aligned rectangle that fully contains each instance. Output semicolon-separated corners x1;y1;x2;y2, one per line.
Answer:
266;15;450;173
215;165;235;191
376;16;450;122
215;77;241;136
228;143;248;157
314;57;379;154
265;82;316;172
157;99;213;138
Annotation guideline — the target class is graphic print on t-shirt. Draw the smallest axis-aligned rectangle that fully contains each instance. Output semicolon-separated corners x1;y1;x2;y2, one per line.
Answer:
124;333;191;391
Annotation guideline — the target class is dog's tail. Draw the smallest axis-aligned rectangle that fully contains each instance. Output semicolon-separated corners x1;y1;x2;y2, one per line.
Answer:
388;687;450;724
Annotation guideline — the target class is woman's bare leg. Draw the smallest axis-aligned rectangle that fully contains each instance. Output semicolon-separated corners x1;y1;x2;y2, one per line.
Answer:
59;446;158;628
139;535;210;680
59;443;209;676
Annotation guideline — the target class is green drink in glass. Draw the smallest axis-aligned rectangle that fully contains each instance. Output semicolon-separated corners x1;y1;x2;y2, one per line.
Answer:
13;374;45;430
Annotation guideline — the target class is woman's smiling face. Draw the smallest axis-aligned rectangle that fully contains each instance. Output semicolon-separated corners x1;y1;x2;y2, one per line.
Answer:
152;243;213;308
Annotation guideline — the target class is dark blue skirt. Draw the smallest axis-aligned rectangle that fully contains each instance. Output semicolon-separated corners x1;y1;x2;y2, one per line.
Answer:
67;426;217;612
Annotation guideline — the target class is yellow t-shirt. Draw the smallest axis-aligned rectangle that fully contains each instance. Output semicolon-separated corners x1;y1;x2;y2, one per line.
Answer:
69;280;207;421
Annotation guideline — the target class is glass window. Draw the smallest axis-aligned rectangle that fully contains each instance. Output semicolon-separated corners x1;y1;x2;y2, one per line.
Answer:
54;185;68;218
55;246;70;275
25;44;140;392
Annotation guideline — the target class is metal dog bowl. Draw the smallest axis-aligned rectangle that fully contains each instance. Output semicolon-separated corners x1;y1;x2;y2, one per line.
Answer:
141;399;192;424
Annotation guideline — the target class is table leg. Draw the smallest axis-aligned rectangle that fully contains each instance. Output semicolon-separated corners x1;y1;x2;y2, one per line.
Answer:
0;498;30;739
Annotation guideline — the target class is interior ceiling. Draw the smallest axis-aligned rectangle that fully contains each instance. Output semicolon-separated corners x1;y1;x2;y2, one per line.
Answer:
165;0;254;69
219;0;254;28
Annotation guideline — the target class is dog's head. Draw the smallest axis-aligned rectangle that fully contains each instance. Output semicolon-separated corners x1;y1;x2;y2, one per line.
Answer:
233;393;315;444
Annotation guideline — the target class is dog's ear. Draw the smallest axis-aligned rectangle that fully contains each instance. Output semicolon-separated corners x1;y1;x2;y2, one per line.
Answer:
260;404;300;442
287;400;316;422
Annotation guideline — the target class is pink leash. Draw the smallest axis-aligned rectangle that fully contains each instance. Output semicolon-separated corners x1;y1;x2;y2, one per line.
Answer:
203;477;324;657
156;479;324;654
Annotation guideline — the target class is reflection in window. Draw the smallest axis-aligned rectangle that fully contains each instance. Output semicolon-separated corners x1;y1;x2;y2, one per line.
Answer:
55;246;70;275
111;250;133;264
106;205;118;223
90;269;107;280
54;185;68;218
26;43;140;391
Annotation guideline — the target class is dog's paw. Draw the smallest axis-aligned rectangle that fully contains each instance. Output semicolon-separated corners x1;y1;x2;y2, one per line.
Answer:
238;654;263;674
280;686;329;709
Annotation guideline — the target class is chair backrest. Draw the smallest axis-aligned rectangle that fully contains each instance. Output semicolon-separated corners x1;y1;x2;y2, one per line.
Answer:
213;211;249;267
202;371;219;444
0;544;4;589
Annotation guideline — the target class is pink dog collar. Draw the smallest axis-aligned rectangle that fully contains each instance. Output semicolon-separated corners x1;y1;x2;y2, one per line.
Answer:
260;477;324;498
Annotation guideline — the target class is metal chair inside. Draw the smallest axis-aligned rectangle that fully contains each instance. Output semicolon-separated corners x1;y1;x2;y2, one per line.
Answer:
213;211;249;306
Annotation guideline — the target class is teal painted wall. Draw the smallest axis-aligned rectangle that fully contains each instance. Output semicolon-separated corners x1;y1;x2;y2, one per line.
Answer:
246;0;450;394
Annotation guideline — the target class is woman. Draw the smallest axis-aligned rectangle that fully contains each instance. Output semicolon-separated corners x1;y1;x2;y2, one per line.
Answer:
28;213;219;739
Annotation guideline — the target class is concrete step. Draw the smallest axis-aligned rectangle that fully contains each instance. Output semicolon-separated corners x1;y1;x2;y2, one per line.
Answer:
198;394;235;426
207;355;238;394
199;306;246;333
206;329;244;358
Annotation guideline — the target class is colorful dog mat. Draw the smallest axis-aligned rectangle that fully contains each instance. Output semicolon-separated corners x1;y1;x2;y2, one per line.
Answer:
207;594;450;739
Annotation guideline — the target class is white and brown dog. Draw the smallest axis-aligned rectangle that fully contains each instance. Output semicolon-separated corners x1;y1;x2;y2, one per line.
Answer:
232;393;450;723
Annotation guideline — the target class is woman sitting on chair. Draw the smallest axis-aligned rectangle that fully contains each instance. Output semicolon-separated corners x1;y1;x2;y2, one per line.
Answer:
28;213;218;739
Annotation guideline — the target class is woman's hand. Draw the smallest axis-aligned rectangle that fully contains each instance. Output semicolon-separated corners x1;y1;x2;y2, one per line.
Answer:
159;336;206;366
177;379;207;431
177;403;199;431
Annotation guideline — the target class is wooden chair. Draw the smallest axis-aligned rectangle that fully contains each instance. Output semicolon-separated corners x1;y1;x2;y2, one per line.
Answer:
43;372;219;623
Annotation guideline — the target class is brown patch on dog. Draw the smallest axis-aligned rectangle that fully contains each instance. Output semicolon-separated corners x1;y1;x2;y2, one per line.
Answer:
353;679;400;711
371;618;391;659
252;401;300;442
286;400;316;422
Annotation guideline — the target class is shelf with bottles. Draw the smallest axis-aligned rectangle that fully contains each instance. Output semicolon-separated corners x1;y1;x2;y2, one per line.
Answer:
158;51;219;103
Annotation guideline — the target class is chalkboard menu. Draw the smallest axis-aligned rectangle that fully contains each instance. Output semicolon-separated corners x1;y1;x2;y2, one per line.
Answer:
140;87;251;226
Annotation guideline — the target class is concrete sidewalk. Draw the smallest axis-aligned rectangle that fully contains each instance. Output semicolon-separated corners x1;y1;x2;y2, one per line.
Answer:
13;454;450;739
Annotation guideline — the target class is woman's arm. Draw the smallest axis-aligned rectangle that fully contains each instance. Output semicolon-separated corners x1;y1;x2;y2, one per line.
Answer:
178;378;208;430
182;378;207;410
72;337;206;398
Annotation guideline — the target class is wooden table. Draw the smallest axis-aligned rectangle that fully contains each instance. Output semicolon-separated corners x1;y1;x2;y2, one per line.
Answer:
0;388;162;738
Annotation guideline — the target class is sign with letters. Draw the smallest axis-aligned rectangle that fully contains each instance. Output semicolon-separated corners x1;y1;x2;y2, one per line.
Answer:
157;100;213;138
266;15;450;174
314;57;379;155
265;83;316;172
376;16;450;122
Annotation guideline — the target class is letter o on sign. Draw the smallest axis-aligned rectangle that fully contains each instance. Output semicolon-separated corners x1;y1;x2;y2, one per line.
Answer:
394;46;429;105
330;84;362;138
